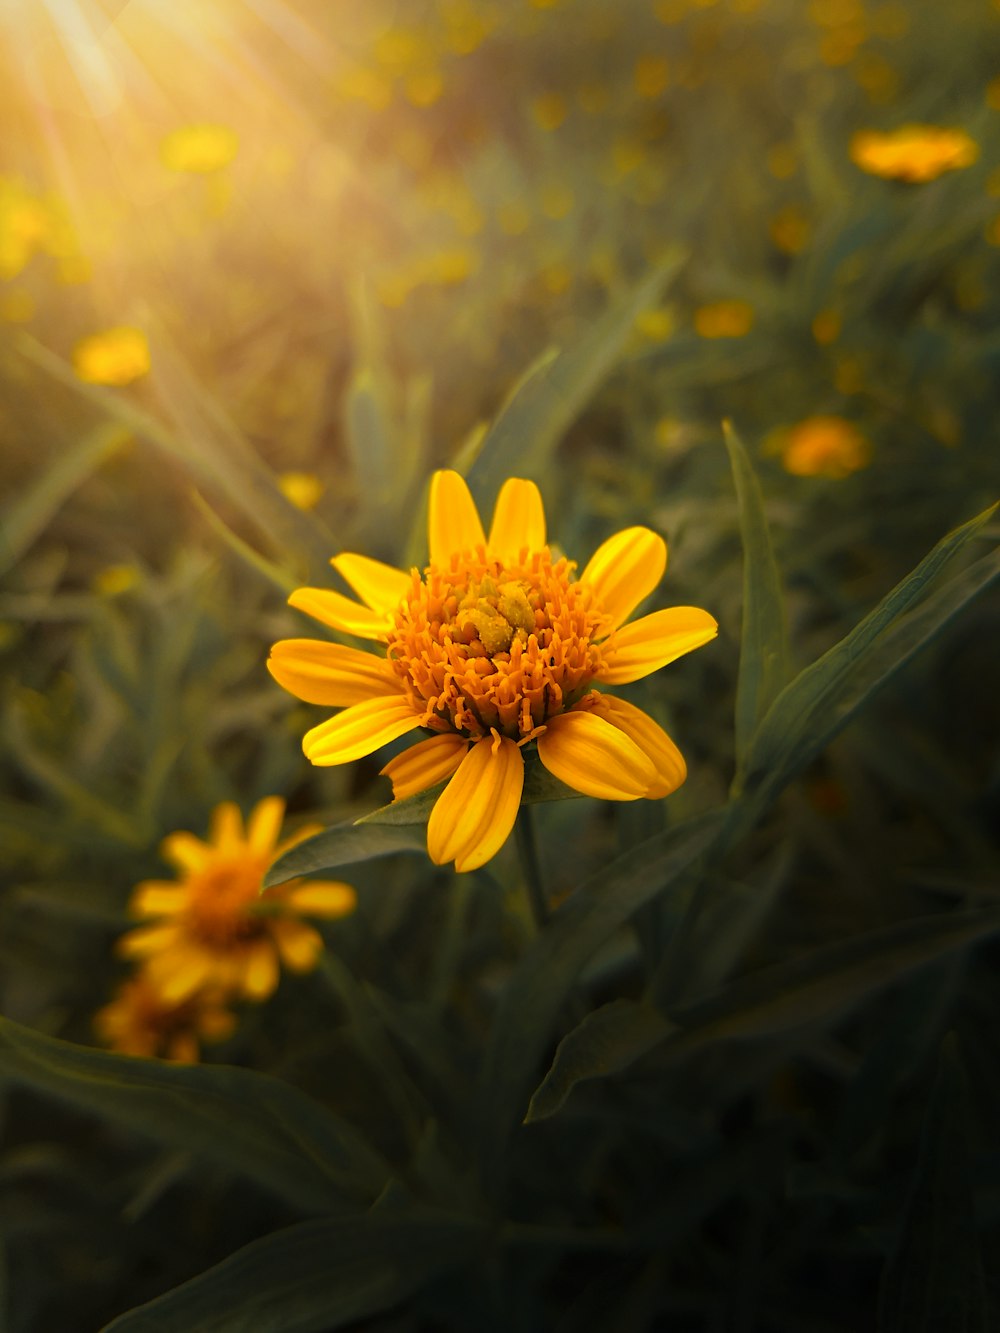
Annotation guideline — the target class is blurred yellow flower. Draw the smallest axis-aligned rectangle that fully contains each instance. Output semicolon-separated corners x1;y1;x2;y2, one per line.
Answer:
778;415;871;478
694;300;754;338
269;471;717;872
0;178;51;279
850;125;978;182
769;205;811;254
95;974;235;1063
92;563;140;597
279;471;325;512
811;309;842;345
117;797;356;1003
634;306;676;342
160;123;239;174
73;327;150;386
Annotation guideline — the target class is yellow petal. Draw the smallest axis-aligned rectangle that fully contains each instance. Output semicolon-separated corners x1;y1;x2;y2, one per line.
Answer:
285;880;358;918
599;606;718;684
270;918;325;972
268;638;400;707
242;938;280;999
302;695;423;765
209;801;244;851
428;469;486;566
160;831;211;873
197;1007;237;1042
487;478;546;556
536;709;657;800
129;882;184;918
247;796;286;856
115;923;179;960
330;552;412;615
153;947;217;1005
585;694;686;798
288;587;391;641
427;735;524;872
380;733;469;801
580;526;667;632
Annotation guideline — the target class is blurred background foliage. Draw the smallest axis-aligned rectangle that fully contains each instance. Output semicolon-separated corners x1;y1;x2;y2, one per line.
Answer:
1;0;999;1328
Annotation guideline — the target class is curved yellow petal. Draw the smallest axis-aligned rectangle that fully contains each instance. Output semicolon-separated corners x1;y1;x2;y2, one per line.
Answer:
285;880;358;918
580;526;667;633
209;801;244;851
584;694;687;799
380;732;469;801
247;796;286;856
427;735;524;872
536;709;656;800
288;587;391;641
129;883;184;918
428;469;486;567
242;938;280;1000
302;695;423;766
115;923;179;960
487;477;546;557
268;638;401;707
154;947;216;1005
331;552;411;616
160;831;211;873
599;606;718;685
270;918;325;972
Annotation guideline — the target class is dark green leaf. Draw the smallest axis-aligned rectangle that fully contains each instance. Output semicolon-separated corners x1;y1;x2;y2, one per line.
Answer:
878;1037;992;1333
722;421;789;783
466;252;685;503
103;1206;483;1333
526;907;1000;1120
264;820;428;887
477;809;727;1183
0;1018;388;1214
742;507;999;815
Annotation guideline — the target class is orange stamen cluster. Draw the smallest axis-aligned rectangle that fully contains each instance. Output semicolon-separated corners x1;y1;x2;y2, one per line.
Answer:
387;546;612;740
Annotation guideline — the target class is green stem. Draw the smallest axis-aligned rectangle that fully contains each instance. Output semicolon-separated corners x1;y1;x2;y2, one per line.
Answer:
515;804;549;930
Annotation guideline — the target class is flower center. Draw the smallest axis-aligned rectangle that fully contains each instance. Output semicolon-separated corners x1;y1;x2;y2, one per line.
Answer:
386;546;612;740
184;855;266;945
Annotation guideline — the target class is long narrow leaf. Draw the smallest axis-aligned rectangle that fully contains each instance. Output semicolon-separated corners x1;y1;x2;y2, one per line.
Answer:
723;421;789;782
0;1018;388;1214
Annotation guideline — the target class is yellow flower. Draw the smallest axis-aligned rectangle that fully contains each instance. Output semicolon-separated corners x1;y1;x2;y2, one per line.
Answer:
160;123;239;174
279;471;325;512
694;301;754;338
117;798;357;1004
73;327;150;386
849;125;978;182
778;415;871;478
269;472;717;873
94;974;235;1063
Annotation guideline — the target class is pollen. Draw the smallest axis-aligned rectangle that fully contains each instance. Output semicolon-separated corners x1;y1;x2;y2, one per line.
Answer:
387;545;613;741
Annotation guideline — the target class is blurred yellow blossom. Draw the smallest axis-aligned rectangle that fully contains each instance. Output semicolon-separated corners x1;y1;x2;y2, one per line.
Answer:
766;143;798;179
777;415;871;478
850;125;978;182
118;797;356;1004
405;69;445;106
694;300;754;338
0;178;51;279
811;309;842;345
92;564;140;597
634;306;676;342
160;123;239;174
634;56;670;97
769;204;811;254
337;66;394;109
73;327;150;386
95;974;235;1063
279;472;325;512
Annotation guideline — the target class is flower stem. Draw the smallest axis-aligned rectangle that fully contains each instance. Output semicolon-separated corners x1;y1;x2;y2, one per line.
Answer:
515;804;549;930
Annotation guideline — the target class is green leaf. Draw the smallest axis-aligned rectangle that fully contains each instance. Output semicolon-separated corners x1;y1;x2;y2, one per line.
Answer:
189;489;299;596
722;421;789;784
103;1206;484;1333
357;746;583;830
264;820;428;887
878;1037;992;1333
525;908;1000;1120
741;505;999;815
0;1017;388;1214
0;422;129;574
477;808;727;1185
466;252;685;503
525;1000;674;1123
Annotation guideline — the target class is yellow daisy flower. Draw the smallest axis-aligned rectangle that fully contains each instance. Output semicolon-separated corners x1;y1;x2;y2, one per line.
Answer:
777;415;871;478
269;471;718;873
117;798;357;1004
849;125;978;182
94;973;235;1064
